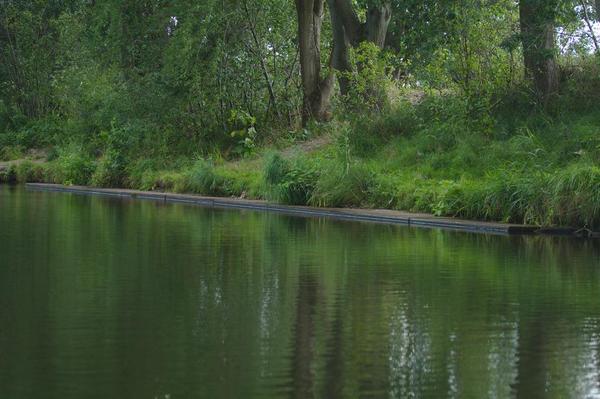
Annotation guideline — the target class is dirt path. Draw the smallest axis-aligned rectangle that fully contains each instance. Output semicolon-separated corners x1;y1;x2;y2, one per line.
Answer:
0;150;47;171
280;134;332;158
227;134;333;171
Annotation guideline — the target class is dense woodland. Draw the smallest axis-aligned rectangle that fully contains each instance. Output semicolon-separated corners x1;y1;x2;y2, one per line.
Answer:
2;0;600;227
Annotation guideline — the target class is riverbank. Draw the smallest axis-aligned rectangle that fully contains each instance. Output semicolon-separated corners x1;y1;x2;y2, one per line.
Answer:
23;183;600;236
3;93;600;231
25;183;542;235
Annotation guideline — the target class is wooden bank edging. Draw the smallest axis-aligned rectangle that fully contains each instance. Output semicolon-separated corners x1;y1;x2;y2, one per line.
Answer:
25;183;543;235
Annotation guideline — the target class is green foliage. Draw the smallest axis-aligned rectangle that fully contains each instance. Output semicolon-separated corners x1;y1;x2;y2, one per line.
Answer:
91;151;127;188
264;153;318;205
0;165;17;183
186;159;227;196
310;162;373;207
345;102;420;156
228;110;258;157
15;161;46;183
342;42;394;112
0;1;61;121
4;0;600;231
49;145;95;186
0;145;24;162
264;152;290;186
125;159;159;191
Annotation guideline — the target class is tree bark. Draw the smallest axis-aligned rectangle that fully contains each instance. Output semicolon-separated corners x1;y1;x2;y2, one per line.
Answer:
596;0;600;21
327;0;392;95
519;0;559;104
365;3;392;47
295;0;334;125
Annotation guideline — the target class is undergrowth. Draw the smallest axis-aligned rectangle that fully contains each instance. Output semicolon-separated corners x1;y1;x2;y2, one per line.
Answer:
4;88;600;228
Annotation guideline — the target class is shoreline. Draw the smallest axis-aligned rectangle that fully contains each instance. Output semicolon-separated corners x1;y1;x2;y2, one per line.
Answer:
21;182;582;237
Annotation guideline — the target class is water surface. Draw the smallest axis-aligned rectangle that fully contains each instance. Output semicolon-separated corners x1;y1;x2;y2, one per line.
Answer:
1;185;600;398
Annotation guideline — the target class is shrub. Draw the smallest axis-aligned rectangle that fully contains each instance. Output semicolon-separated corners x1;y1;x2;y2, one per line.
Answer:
126;159;157;190
342;42;394;113
91;150;127;187
50;145;95;185
0;165;17;183
15;161;46;183
0;145;25;161
344;102;419;157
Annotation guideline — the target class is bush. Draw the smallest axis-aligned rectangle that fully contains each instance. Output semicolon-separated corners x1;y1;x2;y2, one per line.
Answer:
15;161;46;183
342;101;419;157
0;145;25;161
91;150;128;187
0;165;17;183
125;159;158;190
342;42;394;113
49;145;95;185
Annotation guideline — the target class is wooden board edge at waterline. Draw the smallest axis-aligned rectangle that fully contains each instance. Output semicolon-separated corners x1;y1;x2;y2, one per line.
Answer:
24;182;544;236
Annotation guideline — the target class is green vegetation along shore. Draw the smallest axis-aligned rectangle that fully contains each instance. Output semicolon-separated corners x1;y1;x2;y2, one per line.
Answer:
4;88;600;229
2;1;600;229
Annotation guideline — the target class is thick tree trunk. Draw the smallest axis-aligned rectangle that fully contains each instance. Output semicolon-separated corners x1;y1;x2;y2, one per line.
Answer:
596;0;600;20
328;2;354;95
295;0;334;125
519;0;559;103
365;4;392;47
327;0;391;95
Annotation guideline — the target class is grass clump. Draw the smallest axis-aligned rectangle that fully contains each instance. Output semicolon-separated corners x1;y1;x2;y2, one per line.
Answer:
310;162;373;208
264;152;318;205
186;159;226;196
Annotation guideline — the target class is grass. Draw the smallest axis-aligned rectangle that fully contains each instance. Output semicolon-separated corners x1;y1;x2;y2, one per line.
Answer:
4;88;600;229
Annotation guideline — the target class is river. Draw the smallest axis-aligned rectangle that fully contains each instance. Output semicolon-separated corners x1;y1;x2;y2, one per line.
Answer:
1;185;600;398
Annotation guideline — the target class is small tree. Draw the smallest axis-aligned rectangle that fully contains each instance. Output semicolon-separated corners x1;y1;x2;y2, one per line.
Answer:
341;42;393;112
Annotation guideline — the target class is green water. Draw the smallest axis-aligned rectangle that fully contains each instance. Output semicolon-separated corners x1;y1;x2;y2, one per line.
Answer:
1;186;600;398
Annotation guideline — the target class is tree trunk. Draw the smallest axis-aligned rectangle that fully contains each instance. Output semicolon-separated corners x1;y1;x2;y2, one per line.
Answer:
519;0;559;104
327;0;391;95
328;1;354;95
596;0;600;20
295;0;334;125
365;4;392;47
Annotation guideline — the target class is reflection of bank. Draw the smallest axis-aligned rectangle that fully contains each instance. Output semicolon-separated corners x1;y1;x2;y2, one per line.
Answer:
291;271;319;399
289;262;395;398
